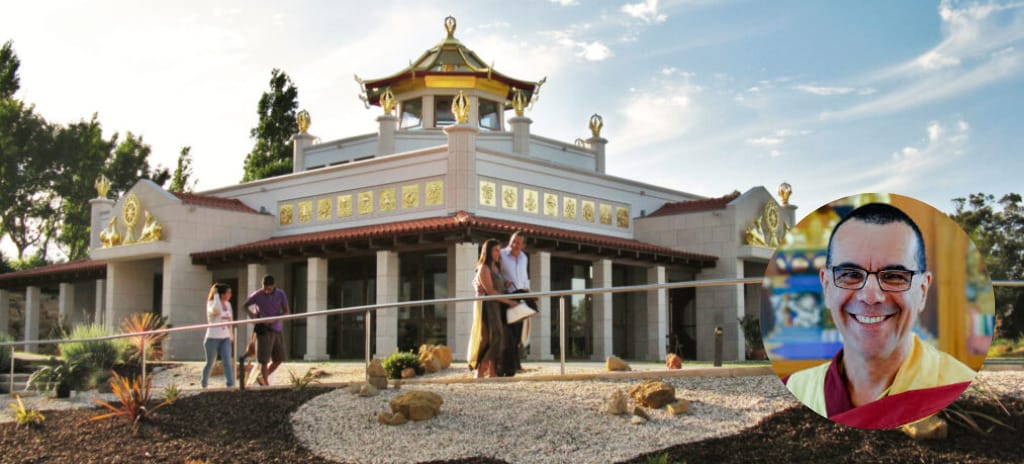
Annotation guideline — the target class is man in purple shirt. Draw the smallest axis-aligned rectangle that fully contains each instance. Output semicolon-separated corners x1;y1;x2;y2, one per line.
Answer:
243;275;290;385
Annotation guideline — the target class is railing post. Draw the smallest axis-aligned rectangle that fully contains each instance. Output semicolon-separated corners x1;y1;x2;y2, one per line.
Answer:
714;326;723;367
365;309;372;381
8;345;13;395
559;296;566;376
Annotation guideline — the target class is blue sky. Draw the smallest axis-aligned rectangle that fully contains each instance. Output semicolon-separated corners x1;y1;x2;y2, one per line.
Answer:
3;0;1022;234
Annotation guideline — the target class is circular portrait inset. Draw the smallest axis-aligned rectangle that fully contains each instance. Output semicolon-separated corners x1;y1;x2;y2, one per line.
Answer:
760;193;994;429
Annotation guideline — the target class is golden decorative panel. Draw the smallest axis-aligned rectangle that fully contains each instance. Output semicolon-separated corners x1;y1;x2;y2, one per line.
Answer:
479;181;496;207
582;201;595;223
298;201;313;223
122;192;141;244
523;189;538;214
380;188;397;212
616;207;629;228
358;191;374;215
564;197;577;220
543;193;558;217
426;180;444;206
317;198;331;221
402;185;420;209
337;195;353;218
599;204;612;225
279;204;294;225
501;185;518;210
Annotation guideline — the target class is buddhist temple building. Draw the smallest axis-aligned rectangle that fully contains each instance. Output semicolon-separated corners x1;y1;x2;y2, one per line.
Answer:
0;17;796;363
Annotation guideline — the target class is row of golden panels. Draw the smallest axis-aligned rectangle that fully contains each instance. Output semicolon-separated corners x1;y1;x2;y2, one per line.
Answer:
479;180;630;228
279;180;445;225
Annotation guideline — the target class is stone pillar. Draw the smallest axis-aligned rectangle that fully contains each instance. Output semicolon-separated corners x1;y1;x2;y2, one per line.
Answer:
509;116;532;156
375;250;400;358
94;279;105;326
646;266;668;360
0;289;9;336
528;251;553;360
304;257;329;361
58;283;74;329
591;259;613;360
587;136;608;174
162;255;213;360
448;242;479;361
782;204;798;230
291;132;316;173
24;286;40;353
377;114;398;155
89;197;115;251
443;124;479;214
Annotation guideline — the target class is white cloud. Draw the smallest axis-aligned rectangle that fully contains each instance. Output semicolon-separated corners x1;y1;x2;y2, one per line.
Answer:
548;0;579;5
613;77;703;150
578;41;613;61
770;149;782;158
661;66;678;75
794;84;856;96
747;137;783;146
774;129;813;137
863;119;971;192
622;0;668;24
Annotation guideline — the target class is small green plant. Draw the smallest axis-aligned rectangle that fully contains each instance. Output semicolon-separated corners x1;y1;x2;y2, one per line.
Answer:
88;372;172;433
120;312;169;364
739;314;764;359
61;324;124;375
28;357;88;397
7;394;45;429
288;368;320;391
382;351;424;379
162;383;181;403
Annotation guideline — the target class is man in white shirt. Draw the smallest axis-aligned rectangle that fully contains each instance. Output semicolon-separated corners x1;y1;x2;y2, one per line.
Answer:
500;231;536;370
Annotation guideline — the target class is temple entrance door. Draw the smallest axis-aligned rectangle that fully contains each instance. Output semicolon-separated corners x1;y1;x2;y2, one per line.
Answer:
327;256;376;359
668;287;697;359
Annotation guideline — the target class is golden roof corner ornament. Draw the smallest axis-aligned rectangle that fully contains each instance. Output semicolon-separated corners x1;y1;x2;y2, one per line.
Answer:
297;110;311;134
745;201;783;248
138;210;163;243
94;175;111;199
380;88;396;115
588;113;604;138
452;91;470;124
778;182;792;206
444;16;457;38
99;216;121;248
511;89;527;117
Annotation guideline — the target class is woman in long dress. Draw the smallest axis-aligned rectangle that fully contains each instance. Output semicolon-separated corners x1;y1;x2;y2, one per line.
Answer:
467;239;518;378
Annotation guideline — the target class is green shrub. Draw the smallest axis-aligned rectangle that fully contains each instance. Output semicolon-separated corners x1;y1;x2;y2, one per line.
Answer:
60;324;124;372
28;357;89;396
381;351;424;379
0;332;13;372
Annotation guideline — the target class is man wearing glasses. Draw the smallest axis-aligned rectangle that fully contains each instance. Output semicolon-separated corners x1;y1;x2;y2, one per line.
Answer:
784;203;975;429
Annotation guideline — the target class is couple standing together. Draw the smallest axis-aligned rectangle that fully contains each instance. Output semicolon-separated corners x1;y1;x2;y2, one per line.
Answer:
468;231;537;378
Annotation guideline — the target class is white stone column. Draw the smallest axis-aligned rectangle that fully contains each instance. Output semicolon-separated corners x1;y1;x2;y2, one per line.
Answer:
94;279;105;326
587;136;608;174
591;259;613;360
528;251;553;360
377;114;398;155
58;283;74;329
448;242;479;362
24;286;40;353
0;289;9;336
782;204;798;230
291;132;316;173
443;124;479;214
375;250;400;358
162;255;213;360
646;266;668;361
304;257;329;361
89;197;114;251
509;116;532;156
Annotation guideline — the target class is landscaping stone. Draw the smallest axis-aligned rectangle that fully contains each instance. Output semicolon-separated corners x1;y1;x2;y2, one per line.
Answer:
667;400;690;415
390;391;443;421
401;367;417;379
629;380;676;408
358;384;379;397
630;415;647;425
632;406;651;420
377;411;408;426
602;389;629;415
367;359;388;390
606;355;631;372
666;353;683;369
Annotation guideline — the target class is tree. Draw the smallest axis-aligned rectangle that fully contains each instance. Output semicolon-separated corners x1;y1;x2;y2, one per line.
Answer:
0;40;19;98
950;193;1024;339
168;146;196;193
241;68;298;182
0;98;57;260
50;116;114;261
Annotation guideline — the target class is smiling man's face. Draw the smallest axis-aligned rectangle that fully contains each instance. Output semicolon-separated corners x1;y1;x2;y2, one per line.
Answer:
820;219;932;362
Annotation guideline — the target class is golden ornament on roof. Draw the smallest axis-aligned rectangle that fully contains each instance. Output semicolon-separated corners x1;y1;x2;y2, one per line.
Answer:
297;110;311;134
99;216;121;248
138;211;163;243
94;175;111;199
452;91;470;124
511;89;527;117
589;113;604;138
121;192;140;244
380;88;396;115
444;16;457;38
778;182;792;206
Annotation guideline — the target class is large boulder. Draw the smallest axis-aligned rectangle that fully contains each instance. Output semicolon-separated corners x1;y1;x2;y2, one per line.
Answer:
606;355;631;372
433;345;453;368
665;353;683;370
629;380;676;408
390;391;443;421
367;359;388;390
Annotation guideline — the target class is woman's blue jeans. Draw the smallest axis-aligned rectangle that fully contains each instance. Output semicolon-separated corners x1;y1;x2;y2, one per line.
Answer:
202;337;235;388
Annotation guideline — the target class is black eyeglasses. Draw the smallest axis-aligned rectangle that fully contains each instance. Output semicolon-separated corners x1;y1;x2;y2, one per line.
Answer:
830;266;920;292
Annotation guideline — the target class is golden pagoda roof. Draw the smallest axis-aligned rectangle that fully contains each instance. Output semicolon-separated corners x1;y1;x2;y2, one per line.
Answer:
359;16;544;107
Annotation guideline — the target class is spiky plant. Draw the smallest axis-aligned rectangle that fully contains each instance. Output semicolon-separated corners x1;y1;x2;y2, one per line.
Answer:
88;372;172;433
7;394;45;429
120;312;169;364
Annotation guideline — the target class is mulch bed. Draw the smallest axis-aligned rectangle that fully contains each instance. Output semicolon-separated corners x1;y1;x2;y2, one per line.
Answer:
1;387;1021;463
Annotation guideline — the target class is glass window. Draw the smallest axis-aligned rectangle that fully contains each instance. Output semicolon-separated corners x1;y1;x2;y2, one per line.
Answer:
400;98;422;129
478;99;500;131
434;96;455;127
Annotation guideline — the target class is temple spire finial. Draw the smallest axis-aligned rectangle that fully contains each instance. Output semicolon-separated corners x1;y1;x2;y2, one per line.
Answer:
444;16;457;38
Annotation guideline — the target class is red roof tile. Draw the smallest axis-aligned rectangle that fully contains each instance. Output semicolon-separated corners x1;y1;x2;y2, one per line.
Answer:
192;211;716;265
646;191;741;217
0;259;106;288
173;192;259;214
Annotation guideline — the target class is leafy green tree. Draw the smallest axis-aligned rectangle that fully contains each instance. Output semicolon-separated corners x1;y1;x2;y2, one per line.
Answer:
0;98;56;260
104;131;170;196
0;40;19;98
950;193;1024;339
168;146;196;193
241;68;298;182
50;116;114;260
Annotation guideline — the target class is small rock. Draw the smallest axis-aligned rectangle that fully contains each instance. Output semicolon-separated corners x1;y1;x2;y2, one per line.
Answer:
347;382;363;395
629;379;676;408
401;367;417;379
602;389;629;415
367;359;388;390
632;406;650;420
901;415;948;440
666;353;683;369
606;355;631;372
377;411;408;426
390;391;443;421
308;368;328;378
358;384;379;397
433;346;453;368
666;400;690;415
630;415;647;425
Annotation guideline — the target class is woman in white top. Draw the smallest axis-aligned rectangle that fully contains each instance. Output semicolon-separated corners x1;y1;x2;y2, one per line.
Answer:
202;283;235;388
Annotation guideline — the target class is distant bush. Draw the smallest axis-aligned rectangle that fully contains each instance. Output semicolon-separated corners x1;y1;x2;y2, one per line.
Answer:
381;351;423;379
60;324;125;379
